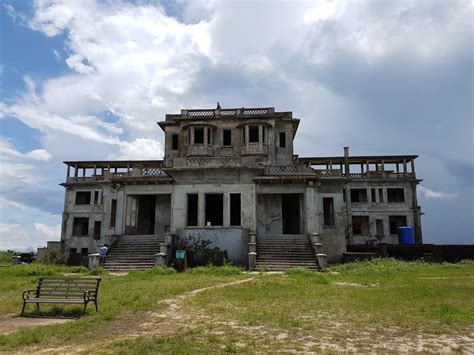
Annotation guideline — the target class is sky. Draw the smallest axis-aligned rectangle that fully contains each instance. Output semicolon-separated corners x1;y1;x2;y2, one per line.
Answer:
0;0;472;251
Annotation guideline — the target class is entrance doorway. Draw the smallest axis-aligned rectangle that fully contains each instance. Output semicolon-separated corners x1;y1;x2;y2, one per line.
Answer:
125;195;156;235
282;194;301;234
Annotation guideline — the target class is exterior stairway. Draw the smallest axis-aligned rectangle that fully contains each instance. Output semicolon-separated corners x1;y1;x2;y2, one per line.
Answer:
256;234;318;271
104;235;164;272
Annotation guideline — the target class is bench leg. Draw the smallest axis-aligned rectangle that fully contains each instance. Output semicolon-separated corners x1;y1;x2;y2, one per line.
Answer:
36;302;40;311
21;302;26;316
94;300;98;313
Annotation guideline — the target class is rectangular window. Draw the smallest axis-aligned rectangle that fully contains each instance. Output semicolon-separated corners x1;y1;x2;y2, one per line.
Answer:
187;194;198;226
194;128;204;144
379;188;384;202
376;219;384;235
205;194;223;226
76;191;91;205
73;217;89;236
223;129;232;146
230;194;241;226
387;188;405;202
343;188;346;202
350;189;368;202
70;248;77;254
93;221;101;236
371;188;376;203
81;248;88;255
323;198;334;226
279;132;286;148
110;199;117;228
207;127;212;144
389;216;407;234
94;191;100;204
249;126;259;143
262;126;266;143
172;134;179;150
352;216;369;235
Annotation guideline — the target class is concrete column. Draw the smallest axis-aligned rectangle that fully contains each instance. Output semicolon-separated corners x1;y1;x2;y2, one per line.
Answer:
305;184;316;234
403;159;407;174
411;160;415;175
204;126;208;145
74;165;78;178
245;125;249;144
67;165;70;178
314;184;321;233
88;253;100;269
258;125;262;144
115;190;125;235
366;160;369;176
198;192;205;226
223;193;230;227
191;127;195;144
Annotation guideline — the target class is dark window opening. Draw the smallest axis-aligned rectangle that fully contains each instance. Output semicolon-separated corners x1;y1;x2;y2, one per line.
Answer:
70;248;77;254
249;126;259;143
352;216;369;235
376;219;384;235
371;188;376;202
262;127;266;143
279;132;286;148
93;221;101;236
323;198;334;226
282;194;301;234
110;199;117;228
194;128;204;144
343;188;346;202
205;194;223;226
389;216;407;234
223;130;232;146
379;188;384;202
187;194;198;226
76;191;91;205
73;218;89;236
172;134;179;150
230;194;241;226
136;195;156;235
81;248;88;255
387;188;405;202
94;191;100;204
350;189;368;202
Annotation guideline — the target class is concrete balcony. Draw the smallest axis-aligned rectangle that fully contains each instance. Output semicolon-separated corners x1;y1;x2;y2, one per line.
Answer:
186;158;241;168
186;144;214;157
351;202;411;211
241;143;268;155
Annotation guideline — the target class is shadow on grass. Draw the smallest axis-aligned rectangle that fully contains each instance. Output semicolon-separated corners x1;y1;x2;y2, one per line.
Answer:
22;306;88;319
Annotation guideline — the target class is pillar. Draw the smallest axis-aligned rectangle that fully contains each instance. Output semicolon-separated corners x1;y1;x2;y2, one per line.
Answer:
198;192;205;226
305;183;316;234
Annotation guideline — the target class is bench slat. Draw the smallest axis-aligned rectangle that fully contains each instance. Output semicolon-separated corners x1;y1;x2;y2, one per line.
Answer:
25;298;85;304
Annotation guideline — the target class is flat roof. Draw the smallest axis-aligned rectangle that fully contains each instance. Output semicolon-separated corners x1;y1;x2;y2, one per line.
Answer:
299;155;418;164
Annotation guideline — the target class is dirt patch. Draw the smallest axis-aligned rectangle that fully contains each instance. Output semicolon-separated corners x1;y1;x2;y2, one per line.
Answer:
333;282;378;287
0;313;74;335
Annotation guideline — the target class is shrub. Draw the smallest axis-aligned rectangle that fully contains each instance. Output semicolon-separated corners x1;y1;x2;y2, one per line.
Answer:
11;263;56;276
38;249;65;265
88;266;106;275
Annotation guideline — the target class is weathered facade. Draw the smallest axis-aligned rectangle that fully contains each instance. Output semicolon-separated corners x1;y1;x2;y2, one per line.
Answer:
59;107;422;270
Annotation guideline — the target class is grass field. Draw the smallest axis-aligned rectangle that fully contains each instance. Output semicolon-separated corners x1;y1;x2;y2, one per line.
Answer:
0;258;472;353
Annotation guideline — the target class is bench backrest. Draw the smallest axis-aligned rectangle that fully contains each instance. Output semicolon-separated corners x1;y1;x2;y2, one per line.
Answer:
37;277;101;299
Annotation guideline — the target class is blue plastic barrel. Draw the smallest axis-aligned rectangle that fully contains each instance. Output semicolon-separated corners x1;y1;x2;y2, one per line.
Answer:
398;226;414;244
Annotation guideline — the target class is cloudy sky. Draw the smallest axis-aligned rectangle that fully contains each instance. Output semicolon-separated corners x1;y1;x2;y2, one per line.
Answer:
0;0;472;251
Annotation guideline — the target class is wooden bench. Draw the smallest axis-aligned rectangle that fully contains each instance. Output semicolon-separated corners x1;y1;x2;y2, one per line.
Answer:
21;276;101;316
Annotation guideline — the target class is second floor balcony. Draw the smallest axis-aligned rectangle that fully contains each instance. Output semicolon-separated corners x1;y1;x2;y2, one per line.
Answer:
241;143;268;155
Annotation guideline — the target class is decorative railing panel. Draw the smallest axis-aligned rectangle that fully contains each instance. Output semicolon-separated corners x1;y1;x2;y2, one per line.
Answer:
265;165;316;176
186;145;214;156
186;158;241;168
69;204;103;213
66;176;103;184
184;108;272;118
349;172;415;179
241;143;268;155
351;202;410;210
316;169;343;177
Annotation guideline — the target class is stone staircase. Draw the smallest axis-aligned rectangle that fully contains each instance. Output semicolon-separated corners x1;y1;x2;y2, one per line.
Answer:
104;235;164;272
256;234;318;271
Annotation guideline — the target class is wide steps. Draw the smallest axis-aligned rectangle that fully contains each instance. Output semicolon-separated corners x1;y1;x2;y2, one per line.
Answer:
104;235;163;272
255;235;318;271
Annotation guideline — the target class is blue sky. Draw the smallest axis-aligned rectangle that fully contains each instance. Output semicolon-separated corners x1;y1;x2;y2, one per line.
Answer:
0;0;473;250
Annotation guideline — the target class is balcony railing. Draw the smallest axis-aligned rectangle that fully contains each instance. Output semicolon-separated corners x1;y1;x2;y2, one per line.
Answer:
186;144;214;156
349;172;415;179
241;143;268;155
183;107;273;118
351;202;411;210
265;165;316;176
186;158;241;168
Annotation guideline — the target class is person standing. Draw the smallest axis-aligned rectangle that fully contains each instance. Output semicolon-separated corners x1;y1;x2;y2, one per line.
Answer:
99;244;108;266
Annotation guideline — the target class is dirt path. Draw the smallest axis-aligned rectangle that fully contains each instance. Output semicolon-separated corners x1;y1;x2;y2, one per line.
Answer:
0;314;74;336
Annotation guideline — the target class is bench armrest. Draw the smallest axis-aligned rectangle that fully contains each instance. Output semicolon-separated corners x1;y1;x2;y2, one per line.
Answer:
22;289;37;301
84;290;97;302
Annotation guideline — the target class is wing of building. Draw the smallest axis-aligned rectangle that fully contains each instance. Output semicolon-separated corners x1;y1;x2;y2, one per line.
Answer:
59;107;423;271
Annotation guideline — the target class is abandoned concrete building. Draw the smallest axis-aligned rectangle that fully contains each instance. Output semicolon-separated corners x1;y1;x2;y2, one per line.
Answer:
59;107;422;271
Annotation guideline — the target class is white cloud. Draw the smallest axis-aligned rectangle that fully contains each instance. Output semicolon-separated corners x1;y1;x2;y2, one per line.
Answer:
418;186;457;200
0;223;60;252
0;138;52;161
109;138;164;160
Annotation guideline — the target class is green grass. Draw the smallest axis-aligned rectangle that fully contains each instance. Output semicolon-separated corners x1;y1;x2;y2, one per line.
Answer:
0;259;472;352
